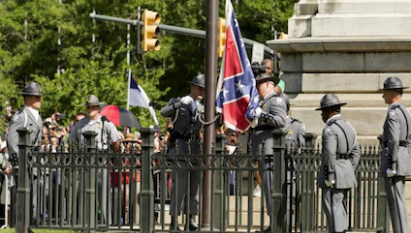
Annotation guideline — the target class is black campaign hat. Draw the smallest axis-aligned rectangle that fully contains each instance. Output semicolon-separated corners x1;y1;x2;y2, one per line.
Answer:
188;74;205;88
315;94;347;111
382;77;409;90
22;82;43;96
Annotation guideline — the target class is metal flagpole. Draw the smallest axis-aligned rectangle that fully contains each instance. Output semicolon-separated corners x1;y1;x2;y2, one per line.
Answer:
126;24;131;111
202;0;219;230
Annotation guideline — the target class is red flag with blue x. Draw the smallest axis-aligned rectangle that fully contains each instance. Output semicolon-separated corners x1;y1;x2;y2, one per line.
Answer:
216;0;259;133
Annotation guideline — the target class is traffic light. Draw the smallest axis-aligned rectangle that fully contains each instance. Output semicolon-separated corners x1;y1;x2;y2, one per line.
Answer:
218;18;226;57
142;9;161;52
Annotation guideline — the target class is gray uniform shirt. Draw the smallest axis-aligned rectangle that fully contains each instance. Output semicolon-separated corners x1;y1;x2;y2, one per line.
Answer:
380;102;411;177
318;115;361;189
251;91;287;155
284;116;306;152
69;115;119;149
7;106;43;156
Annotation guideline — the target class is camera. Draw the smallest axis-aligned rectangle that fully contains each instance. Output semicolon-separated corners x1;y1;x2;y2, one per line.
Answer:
251;62;267;77
56;114;66;120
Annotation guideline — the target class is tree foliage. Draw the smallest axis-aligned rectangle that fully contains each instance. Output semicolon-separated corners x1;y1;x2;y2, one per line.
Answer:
0;0;297;132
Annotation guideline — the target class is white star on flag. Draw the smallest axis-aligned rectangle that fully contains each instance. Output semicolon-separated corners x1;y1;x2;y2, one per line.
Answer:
223;88;229;98
236;80;245;91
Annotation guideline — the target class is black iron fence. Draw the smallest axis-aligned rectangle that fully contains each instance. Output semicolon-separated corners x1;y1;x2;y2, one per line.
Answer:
13;128;389;233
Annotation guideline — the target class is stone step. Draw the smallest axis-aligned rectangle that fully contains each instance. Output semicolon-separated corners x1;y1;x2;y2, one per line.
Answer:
312;14;411;37
288;15;313;38
318;1;411;14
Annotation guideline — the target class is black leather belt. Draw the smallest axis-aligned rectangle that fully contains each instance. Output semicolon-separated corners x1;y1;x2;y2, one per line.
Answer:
254;125;275;131
336;154;351;160
383;140;407;147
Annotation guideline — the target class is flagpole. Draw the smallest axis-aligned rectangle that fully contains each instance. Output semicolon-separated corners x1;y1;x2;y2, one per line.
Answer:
202;0;219;230
126;24;131;111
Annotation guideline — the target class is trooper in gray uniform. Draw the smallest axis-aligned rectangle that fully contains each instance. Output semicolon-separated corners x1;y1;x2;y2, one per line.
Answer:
69;95;119;224
250;73;287;233
161;74;205;231
282;94;306;153
7;82;43;227
282;93;306;227
316;94;361;233
380;77;411;233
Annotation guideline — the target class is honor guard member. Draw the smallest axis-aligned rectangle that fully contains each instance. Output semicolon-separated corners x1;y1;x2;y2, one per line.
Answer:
282;93;306;227
7;82;43;227
250;73;287;233
68;95;119;224
316;94;361;233
381;77;411;233
282;94;306;153
161;74;205;231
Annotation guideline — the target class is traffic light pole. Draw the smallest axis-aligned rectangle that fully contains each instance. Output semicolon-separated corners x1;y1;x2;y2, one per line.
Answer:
89;12;276;56
202;0;219;230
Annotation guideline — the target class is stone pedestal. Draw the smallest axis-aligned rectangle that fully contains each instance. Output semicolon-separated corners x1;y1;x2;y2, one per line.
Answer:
267;0;411;144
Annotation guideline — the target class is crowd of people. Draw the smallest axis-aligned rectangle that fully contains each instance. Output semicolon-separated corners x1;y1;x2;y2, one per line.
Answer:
0;58;410;233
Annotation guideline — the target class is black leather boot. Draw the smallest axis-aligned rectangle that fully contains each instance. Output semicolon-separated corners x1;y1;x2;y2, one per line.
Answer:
170;216;182;231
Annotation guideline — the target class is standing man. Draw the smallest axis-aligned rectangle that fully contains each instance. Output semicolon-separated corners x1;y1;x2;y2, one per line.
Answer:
69;95;119;224
380;77;411;233
251;73;287;233
282;94;306;153
161;74;205;231
282;93;306;228
7;82;43;227
316;94;361;233
262;58;285;94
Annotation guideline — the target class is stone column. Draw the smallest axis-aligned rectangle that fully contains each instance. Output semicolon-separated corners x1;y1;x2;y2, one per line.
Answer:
268;0;411;145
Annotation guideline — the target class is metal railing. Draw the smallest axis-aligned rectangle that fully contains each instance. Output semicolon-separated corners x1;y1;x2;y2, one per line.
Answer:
13;128;388;233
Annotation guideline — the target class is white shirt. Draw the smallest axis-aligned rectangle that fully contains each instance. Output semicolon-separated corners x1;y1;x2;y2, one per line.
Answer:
26;105;40;121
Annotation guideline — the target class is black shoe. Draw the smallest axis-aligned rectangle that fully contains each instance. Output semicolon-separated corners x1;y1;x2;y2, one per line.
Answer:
184;215;198;231
255;225;271;233
170;217;182;232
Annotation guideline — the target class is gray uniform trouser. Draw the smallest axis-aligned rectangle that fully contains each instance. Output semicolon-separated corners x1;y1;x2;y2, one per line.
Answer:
260;160;273;216
322;188;348;233
170;160;200;216
385;176;410;233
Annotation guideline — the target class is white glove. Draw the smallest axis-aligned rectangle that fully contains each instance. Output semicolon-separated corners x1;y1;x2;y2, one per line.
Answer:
386;168;396;177
226;145;236;155
325;179;335;187
180;96;193;105
250;118;259;128
254;107;263;118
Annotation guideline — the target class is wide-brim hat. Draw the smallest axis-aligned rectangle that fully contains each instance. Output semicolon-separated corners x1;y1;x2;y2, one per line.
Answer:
382;77;409;90
21;82;43;96
255;73;274;85
84;94;101;107
315;94;347;111
187;74;205;88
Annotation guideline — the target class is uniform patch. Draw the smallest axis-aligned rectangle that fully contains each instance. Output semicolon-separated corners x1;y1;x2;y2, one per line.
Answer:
288;130;293;135
277;98;283;104
389;111;396;118
11;114;19;123
324;127;332;135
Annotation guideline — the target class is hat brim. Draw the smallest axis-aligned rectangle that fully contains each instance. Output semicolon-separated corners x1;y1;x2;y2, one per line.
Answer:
21;92;43;96
382;86;409;90
315;103;347;111
187;80;205;88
